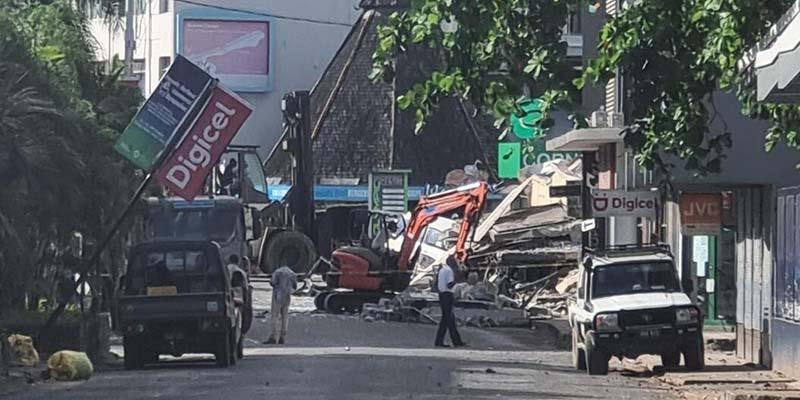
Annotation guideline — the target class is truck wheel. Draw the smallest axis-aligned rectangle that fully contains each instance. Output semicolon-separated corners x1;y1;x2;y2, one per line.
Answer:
215;330;231;367
571;328;586;370
261;231;317;274
661;351;680;369
682;337;705;371
123;336;144;370
585;339;609;376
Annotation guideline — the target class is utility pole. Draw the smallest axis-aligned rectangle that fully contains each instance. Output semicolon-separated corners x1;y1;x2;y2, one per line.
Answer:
281;91;315;240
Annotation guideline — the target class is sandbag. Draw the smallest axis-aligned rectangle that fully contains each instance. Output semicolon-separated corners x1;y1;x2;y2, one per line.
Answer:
7;334;39;367
47;350;93;381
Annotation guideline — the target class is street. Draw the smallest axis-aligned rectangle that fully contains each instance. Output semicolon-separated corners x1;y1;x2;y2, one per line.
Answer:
4;286;676;400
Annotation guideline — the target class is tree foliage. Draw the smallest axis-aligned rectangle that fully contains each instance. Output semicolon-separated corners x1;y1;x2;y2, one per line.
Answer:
373;0;800;175
370;0;580;135
582;0;800;173
0;0;142;312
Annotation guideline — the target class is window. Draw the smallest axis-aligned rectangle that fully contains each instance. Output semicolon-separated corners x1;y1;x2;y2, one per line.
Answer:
159;0;169;13
159;56;171;78
591;262;681;299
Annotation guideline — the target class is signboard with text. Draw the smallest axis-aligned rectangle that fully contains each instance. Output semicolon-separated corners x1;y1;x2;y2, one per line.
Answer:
680;193;722;235
178;11;272;92
591;189;659;219
368;170;410;237
155;85;254;200
114;55;213;170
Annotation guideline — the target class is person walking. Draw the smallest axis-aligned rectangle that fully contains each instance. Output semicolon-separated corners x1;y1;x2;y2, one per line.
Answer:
435;255;466;348
264;266;297;345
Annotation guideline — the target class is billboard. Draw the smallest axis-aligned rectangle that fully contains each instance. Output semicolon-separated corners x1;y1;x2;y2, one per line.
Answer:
114;55;214;170
178;12;271;92
155;85;254;201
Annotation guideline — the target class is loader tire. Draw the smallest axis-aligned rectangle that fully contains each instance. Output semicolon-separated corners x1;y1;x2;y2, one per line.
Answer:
260;231;317;274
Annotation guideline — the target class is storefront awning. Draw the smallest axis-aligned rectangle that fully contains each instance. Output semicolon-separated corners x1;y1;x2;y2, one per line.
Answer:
754;1;800;102
545;127;624;152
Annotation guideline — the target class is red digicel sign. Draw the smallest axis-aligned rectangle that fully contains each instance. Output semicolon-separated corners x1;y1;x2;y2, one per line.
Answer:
156;85;253;200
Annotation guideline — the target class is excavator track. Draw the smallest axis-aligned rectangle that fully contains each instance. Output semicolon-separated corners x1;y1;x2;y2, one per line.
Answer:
314;291;384;314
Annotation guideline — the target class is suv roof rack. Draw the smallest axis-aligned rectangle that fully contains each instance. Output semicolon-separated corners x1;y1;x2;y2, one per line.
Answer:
585;243;673;258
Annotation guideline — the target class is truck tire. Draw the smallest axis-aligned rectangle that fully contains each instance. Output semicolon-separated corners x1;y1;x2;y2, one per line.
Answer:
571;328;586;370
682;337;705;371
260;231;317;274
585;339;609;376
661;352;680;369
123;336;144;370
215;330;231;367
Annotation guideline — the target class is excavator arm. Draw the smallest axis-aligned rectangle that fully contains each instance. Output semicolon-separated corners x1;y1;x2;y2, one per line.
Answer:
396;182;489;271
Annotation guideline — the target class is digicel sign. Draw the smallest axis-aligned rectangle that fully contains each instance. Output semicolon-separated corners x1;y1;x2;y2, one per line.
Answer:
156;85;253;200
590;189;659;219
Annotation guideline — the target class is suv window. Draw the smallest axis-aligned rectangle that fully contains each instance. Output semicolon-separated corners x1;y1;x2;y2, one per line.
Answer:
591;261;680;299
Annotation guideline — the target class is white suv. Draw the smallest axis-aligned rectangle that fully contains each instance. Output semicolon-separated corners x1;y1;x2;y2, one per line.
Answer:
568;245;704;375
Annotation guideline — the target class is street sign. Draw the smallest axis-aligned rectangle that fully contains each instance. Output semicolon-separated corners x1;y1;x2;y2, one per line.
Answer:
590;189;659;219
581;218;596;232
522;136;580;166
114;55;214;171
549;183;582;198
368;170;410;237
155;85;254;200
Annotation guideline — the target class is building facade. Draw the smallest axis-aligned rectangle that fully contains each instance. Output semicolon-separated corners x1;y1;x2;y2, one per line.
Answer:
88;0;362;158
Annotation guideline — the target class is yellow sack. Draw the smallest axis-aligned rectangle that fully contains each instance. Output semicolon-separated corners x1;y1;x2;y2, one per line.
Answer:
7;334;39;367
47;350;93;381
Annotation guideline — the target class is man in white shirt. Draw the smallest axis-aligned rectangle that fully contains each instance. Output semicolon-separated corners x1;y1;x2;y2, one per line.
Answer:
435;255;465;348
264;266;297;344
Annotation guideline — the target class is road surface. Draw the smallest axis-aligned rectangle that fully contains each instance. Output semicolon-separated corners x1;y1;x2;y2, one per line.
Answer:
3;286;676;400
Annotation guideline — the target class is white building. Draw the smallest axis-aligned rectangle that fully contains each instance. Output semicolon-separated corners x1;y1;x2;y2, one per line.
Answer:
88;0;361;156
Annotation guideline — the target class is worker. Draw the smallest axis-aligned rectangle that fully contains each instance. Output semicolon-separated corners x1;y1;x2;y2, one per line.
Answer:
264;266;297;345
435;255;466;348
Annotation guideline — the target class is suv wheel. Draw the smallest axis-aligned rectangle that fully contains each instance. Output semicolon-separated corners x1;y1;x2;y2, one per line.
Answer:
571;328;586;370
215;329;231;367
660;352;680;369
585;339;609;376
682;337;705;371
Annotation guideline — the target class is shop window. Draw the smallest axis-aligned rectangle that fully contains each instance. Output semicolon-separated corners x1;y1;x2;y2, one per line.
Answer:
159;56;171;78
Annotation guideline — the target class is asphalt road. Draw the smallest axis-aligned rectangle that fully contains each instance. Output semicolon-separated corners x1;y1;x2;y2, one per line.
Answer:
3;286;677;400
3;316;675;399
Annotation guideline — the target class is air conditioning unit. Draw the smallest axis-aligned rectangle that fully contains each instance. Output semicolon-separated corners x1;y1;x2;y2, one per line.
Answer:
590;110;608;128
608;112;624;128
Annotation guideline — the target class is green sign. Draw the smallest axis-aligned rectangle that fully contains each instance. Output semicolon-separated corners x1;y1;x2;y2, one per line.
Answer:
509;98;544;139
498;142;521;179
368;170;410;237
522;136;579;166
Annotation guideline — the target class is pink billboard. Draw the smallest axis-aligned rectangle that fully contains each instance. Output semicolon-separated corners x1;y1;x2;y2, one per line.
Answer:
180;18;270;91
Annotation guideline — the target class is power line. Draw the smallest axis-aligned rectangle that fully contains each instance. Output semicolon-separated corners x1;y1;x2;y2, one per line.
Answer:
174;0;355;27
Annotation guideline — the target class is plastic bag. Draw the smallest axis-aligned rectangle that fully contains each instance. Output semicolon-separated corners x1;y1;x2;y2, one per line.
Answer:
47;350;93;381
7;334;39;367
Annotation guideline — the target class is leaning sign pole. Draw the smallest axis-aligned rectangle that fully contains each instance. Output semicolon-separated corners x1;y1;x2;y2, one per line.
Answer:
39;56;253;339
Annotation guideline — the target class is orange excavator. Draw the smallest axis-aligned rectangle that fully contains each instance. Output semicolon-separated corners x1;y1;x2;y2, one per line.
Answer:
314;181;490;313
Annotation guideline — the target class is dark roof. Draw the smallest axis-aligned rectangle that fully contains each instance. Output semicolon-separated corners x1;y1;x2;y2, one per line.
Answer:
265;2;498;186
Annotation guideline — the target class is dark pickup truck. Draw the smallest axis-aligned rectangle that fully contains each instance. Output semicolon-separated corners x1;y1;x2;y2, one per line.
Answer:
118;241;250;369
